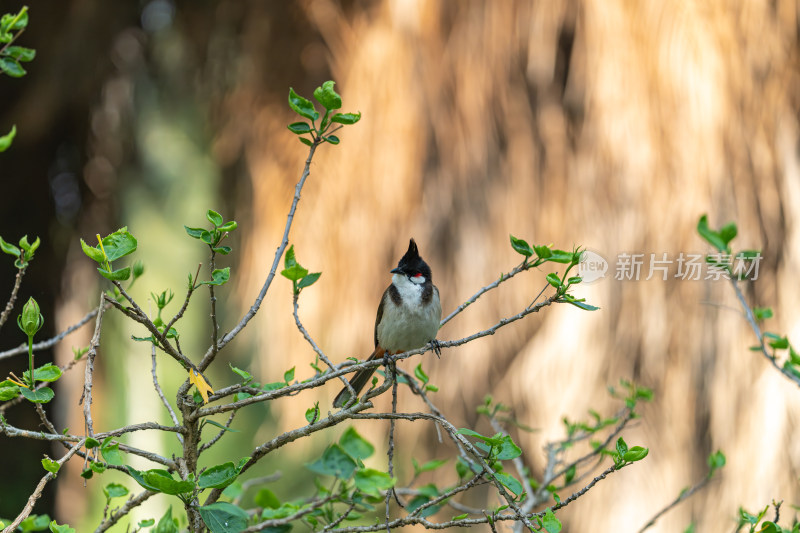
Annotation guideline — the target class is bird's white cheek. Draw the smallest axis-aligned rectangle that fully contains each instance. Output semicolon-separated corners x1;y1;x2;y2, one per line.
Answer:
409;275;426;285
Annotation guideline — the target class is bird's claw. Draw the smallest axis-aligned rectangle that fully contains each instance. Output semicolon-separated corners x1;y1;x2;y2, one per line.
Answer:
429;339;442;358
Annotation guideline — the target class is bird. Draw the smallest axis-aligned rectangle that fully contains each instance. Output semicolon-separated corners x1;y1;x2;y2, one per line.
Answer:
333;239;442;408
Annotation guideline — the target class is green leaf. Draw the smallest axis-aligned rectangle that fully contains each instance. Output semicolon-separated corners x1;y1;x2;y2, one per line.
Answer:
313;80;342;111
753;307;773;321
305;403;319;424
254;488;281;509
719;222;737;246
101;439;123;466
297;272;321;289
143;470;195;495
84;437;100;448
768;335;789;350
707;450;726;473
98;266;131;281
0;124;16;152
287;122;312;134
495;435;522;461
288;87;319;121
5;45;35;62
493;472;523;496
79;239;104;263
90;461;106;474
20;387;54;403
212;245;232;255
49;520;75;533
283;366;295;383
42;457;60;474
354;468;395;496
19;514;50;532
615;437;628;457
414;458;448;473
546;272;562;288
0;380;20;400
306;444;357;479
324;135;340;145
229;364;252;384
154;506;178;533
184;226;205;239
206;210;224;227
27;363;62;383
3;10;28;31
622;446;649;462
414;364;429;385
204;419;238;433
509;235;534;257
0;235;20;257
542;508;561;533
0;57;25;77
566;300;600;311
218;220;237;232
138;519;155;528
299;137;313;147
101;228;138;261
697;215;728;252
533;245;552;259
103;483;129;499
197;462;238;489
198;502;249;533
340;427;375;460
331;112;361;125
198;267;231;286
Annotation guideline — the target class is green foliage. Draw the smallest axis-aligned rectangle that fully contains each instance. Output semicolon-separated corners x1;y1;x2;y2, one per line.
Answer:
287;81;361;146
0;234;39;267
0;6;35;152
184;209;237;256
281;244;321;294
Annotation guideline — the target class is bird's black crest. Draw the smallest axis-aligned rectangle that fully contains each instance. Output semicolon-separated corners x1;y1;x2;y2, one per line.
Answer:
395;238;431;278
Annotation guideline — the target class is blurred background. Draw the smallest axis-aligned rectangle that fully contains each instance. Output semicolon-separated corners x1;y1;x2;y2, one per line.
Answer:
1;1;799;531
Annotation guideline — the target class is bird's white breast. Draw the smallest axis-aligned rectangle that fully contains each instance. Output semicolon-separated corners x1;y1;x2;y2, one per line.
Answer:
377;274;442;353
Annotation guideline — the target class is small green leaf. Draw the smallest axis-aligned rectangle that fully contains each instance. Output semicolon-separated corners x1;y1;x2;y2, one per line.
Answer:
325;135;340;145
49;521;75;533
154;506;178;533
101;439;123;466
493;472;523;496
0;124;16;152
288;87;319;121
184;226;205;239
414;458;448;473
27;363;62;383
299;137;313;147
229;364;252;383
331;112;361;125
414;364;429;385
287;122;312;134
90;461;106;474
143;470;195;495
42;457;60;474
0;380;20;400
697;215;729;252
20;387;54;403
198;267;230;286
254;488;281;509
5;45;35;62
204;419;238;433
0;57;25;77
98;266;131;281
509;235;534;257
495;435;522;460
623;446;649;462
101;228;138;261
305;403;320;424
217;221;237;232
306;444;357;478
103;483;129;499
707;450;726;473
297;272;321;289
753;307;773;321
546;272;562;288
340;427;375;460
206;210;224;227
354;468;395;496
283;366;295;383
197;462;238;489
313;80;342;111
542;508;562;533
198;502;249;533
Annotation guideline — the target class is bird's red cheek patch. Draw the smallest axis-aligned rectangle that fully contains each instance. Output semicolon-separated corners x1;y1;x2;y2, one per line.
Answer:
413;273;423;277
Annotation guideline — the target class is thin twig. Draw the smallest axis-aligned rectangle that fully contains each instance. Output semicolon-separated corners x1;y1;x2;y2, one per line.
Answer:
0;264;26;329
93;489;156;533
198;139;320;370
151;343;181;437
80;292;107;438
0;305;106;362
638;475;714;532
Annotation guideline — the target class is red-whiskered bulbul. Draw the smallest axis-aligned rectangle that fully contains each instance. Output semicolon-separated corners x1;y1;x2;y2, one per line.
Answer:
333;239;442;408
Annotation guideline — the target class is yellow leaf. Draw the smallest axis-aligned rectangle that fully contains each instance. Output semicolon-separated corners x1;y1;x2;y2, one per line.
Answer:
189;369;214;403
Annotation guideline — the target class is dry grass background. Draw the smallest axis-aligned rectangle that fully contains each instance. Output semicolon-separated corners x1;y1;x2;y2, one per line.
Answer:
39;0;800;530
229;1;800;531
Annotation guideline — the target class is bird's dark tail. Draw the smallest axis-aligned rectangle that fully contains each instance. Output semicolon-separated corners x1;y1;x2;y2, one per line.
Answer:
333;347;385;408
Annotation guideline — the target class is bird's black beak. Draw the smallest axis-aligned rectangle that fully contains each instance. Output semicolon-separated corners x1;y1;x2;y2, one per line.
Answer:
390;267;402;274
